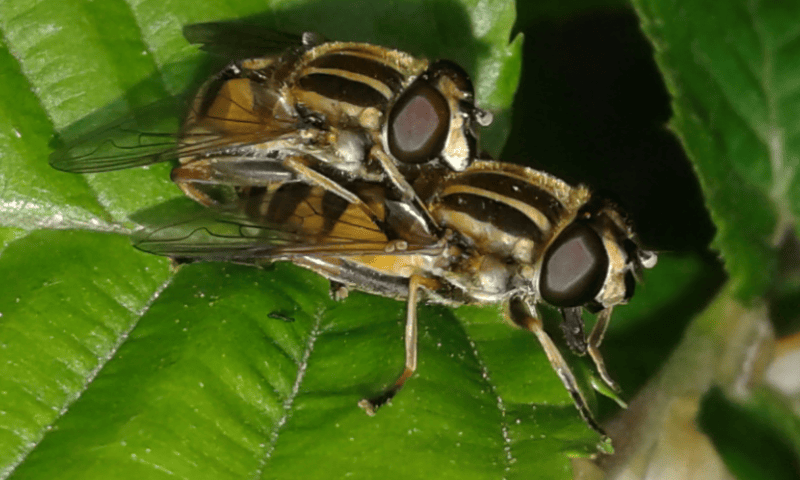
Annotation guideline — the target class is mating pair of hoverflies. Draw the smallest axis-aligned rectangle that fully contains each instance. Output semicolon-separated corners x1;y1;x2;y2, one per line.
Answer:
51;21;656;436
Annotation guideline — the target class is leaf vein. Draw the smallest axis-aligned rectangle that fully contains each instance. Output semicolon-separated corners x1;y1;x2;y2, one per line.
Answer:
748;0;798;241
1;273;174;478
256;307;322;476
453;316;515;478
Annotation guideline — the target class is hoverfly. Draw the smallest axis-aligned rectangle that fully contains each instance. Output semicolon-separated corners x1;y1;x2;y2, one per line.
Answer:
132;159;657;436
50;21;493;235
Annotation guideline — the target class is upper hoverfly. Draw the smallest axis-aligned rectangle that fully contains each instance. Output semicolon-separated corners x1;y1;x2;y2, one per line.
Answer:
50;21;493;235
132;159;656;436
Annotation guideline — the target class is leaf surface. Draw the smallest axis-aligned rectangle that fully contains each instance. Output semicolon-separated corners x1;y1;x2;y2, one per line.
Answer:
633;0;800;300
0;1;630;479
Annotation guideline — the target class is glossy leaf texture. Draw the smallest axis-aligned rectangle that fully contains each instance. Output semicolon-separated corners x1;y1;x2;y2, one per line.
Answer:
0;0;644;479
633;0;800;301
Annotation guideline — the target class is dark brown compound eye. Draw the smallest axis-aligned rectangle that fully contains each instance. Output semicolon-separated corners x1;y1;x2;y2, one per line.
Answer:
540;223;609;307
387;80;449;164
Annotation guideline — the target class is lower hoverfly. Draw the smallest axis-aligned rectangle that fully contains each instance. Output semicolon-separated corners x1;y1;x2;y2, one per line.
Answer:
50;22;493;234
133;159;657;435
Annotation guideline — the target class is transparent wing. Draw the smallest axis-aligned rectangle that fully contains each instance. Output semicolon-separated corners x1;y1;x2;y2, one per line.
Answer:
49;96;186;173
50;87;301;174
134;212;394;261
133;186;441;262
183;22;320;60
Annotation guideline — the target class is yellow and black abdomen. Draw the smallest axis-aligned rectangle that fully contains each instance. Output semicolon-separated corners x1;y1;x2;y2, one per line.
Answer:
429;161;591;265
288;44;423;130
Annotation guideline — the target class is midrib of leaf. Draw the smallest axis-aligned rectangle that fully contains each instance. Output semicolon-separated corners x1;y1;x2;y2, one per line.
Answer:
258;308;322;473
463;330;515;474
1;273;174;477
753;9;799;245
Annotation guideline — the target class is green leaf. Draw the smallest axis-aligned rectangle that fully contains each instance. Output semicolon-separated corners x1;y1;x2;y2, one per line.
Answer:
0;230;172;476
631;0;800;300
1;1;661;479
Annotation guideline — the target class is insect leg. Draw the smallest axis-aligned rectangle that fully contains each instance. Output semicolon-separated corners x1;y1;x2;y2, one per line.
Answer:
173;158;301;207
586;307;619;392
282;156;387;229
369;146;440;235
508;297;606;437
359;274;423;415
171;164;222;207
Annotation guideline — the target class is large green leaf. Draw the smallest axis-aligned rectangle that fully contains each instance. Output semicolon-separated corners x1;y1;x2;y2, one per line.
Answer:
633;0;800;301
8;0;778;477
0;1;659;479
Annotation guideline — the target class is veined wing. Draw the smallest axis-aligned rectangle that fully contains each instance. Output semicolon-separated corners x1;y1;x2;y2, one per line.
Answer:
183;22;322;60
134;184;443;261
49;87;301;174
49;96;185;173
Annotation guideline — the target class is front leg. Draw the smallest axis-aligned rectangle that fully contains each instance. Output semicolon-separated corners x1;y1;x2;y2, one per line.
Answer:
508;297;606;438
370;146;440;236
586;307;619;392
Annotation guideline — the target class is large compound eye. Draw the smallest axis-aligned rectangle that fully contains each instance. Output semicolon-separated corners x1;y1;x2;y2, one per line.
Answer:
387;80;449;164
540;223;609;307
